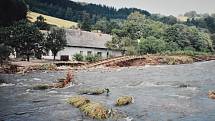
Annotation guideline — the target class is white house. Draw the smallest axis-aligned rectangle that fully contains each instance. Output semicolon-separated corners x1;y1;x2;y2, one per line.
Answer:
43;29;122;61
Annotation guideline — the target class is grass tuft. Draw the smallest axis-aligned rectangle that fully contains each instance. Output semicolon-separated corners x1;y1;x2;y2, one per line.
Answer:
67;96;90;108
115;96;133;106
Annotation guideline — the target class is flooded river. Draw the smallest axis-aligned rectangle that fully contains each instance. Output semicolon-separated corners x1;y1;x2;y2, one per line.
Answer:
1;61;215;121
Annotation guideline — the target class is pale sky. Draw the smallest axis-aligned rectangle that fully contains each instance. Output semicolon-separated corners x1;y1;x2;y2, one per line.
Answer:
72;0;215;16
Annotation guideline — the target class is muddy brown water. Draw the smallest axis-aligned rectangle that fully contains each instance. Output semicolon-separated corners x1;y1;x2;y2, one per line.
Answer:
1;61;215;121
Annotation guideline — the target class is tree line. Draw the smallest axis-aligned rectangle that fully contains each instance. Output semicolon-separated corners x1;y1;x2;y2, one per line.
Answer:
105;12;214;55
25;0;150;30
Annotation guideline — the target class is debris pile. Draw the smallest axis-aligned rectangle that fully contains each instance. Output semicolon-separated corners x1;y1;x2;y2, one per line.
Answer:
208;90;215;99
32;70;74;90
53;70;74;88
0;64;19;74
30;64;57;71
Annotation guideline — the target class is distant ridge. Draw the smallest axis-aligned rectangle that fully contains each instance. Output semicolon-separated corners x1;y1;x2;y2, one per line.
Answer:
26;0;150;23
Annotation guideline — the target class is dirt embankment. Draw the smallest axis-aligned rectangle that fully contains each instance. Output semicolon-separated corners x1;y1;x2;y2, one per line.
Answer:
105;55;215;67
1;55;215;74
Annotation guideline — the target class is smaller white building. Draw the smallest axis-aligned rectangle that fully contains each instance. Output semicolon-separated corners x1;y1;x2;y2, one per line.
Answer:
43;29;122;61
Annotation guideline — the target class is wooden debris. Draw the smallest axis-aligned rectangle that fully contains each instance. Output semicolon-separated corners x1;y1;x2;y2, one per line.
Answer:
208;90;215;99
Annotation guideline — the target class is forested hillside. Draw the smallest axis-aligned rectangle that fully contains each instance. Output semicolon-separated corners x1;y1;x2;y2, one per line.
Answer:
26;0;150;23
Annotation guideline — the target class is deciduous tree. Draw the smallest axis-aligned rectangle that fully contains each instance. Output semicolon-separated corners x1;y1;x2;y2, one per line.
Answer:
45;28;67;60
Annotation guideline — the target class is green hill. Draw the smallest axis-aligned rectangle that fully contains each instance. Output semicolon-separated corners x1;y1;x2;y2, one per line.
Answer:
27;11;78;28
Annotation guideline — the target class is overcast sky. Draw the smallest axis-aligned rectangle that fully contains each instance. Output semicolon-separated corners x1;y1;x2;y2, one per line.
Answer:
72;0;215;16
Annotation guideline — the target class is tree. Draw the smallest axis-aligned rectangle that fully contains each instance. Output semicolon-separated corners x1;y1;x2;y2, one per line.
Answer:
161;15;177;25
184;11;198;18
204;16;215;33
78;11;92;31
0;44;11;64
164;24;213;52
34;15;50;30
11;20;44;61
211;34;215;50
0;26;13;63
0;0;27;26
164;24;191;50
46;28;67;60
139;36;166;54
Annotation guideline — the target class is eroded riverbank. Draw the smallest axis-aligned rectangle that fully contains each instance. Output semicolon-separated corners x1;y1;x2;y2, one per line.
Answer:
1;61;215;121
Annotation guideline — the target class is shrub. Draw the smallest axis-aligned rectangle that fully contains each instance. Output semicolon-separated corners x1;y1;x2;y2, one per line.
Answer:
139;36;166;54
85;55;99;62
161;50;212;56
160;56;194;65
73;53;84;61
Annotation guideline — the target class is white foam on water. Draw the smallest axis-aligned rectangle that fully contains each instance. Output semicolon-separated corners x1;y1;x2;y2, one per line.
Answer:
64;82;83;89
33;78;41;81
124;117;133;121
0;83;15;87
16;79;27;82
186;87;198;91
64;83;75;88
144;65;151;68
126;81;172;88
143;64;168;68
16;82;28;87
47;90;58;94
168;94;191;99
26;89;31;92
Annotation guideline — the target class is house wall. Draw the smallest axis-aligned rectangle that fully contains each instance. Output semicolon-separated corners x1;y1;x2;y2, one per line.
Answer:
42;47;122;60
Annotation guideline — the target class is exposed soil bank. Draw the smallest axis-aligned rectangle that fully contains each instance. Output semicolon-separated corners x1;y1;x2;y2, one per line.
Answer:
1;54;215;74
105;55;215;67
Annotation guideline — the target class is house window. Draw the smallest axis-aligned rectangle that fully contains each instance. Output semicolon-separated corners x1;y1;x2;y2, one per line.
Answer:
97;52;102;57
80;51;83;55
87;51;92;56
